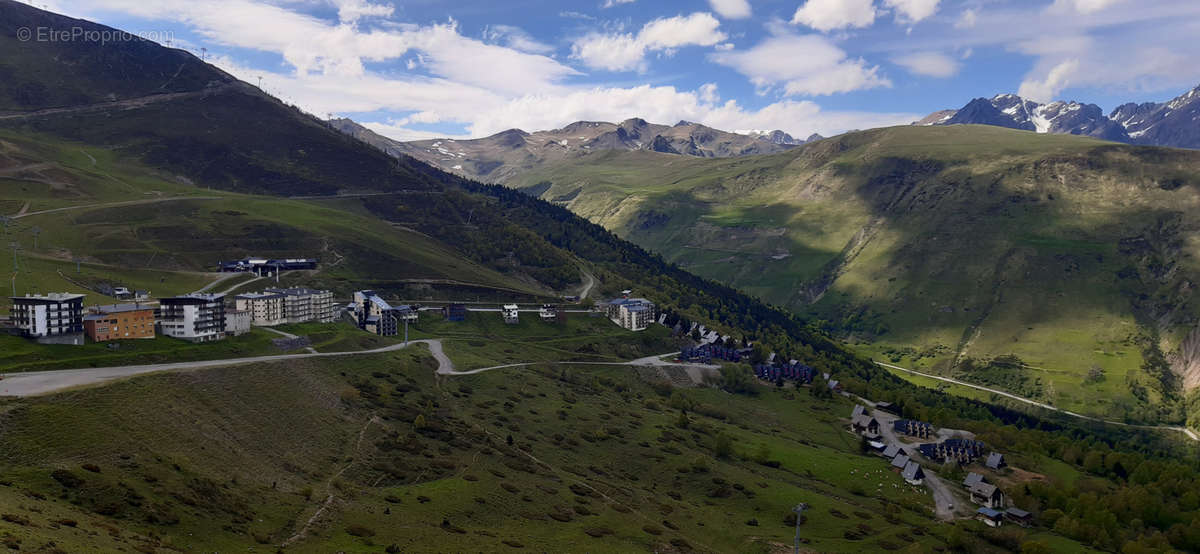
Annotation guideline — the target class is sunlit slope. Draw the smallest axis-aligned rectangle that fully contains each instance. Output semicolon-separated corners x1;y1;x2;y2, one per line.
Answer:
511;125;1200;422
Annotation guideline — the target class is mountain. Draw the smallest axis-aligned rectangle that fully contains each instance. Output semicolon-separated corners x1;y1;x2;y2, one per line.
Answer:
506;124;1200;425
921;85;1200;149
331;117;806;184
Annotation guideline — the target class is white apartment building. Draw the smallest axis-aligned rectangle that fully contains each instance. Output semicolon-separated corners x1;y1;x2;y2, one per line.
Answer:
158;293;226;342
9;293;86;345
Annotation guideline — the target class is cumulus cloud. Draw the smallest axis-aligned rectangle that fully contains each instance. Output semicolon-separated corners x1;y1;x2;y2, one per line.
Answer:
892;51;960;78
791;0;876;31
571;12;726;72
709;0;752;19
711;33;890;95
601;0;635;7
883;0;940;23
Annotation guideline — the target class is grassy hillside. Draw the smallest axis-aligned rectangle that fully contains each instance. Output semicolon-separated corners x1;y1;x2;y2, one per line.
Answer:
508;125;1200;425
0;340;1090;553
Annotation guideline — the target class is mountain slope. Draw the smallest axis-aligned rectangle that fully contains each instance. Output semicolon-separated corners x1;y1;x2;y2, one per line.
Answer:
924;85;1200;149
332;117;804;184
507;124;1200;424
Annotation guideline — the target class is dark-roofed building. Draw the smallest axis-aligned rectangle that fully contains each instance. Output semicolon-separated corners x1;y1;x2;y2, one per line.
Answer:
901;461;925;485
986;452;1006;469
353;290;416;336
893;419;934;439
1005;508;1033;527
891;453;911;470
976;507;1004;527
969;482;1005;509
851;412;880;437
875;401;899;415
920;438;987;464
881;444;907;459
963;472;985;489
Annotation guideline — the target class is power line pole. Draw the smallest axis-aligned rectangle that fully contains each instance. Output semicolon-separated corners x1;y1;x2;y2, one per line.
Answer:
31;226;40;250
793;503;809;554
10;241;19;272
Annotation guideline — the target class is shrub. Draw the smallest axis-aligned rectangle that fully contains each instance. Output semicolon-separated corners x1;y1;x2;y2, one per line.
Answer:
2;513;31;526
346;524;376;537
81;463;101;473
51;469;83;489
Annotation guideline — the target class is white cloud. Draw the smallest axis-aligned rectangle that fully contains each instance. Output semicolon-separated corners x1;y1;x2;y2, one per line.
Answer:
955;8;977;29
1051;0;1127;15
883;0;940;23
711;33;890;95
331;0;392;23
482;24;555;55
1017;59;1079;101
709;0;752;19
601;0;635;7
571;12;726;72
791;0;876;31
892;51;960;77
698;83;720;103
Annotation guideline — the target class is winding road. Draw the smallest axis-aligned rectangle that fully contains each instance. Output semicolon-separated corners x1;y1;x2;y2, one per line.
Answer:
0;340;707;397
876;361;1200;442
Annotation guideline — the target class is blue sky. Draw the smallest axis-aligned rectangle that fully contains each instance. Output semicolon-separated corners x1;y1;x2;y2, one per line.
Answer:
42;0;1200;140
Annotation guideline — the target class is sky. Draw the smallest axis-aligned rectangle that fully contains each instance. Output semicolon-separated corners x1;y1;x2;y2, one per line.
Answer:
33;0;1200;141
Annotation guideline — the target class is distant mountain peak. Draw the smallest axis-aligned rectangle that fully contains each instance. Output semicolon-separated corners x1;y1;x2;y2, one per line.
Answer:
921;83;1200;149
341;118;815;183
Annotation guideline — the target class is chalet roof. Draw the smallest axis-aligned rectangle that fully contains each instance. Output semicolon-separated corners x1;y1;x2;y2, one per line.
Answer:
964;472;985;488
891;454;910;469
977;507;1003;519
970;482;1000;498
986;452;1006;469
851;414;877;428
851;405;866;418
882;444;906;458
1005;508;1031;518
868;441;886;450
901;461;924;480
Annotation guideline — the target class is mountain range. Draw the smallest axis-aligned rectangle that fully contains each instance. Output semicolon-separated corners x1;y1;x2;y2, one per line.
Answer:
921;85;1200;149
332;117;818;184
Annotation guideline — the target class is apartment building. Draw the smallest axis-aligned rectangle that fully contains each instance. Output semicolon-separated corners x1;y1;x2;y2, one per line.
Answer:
158;293;226;342
234;292;285;326
265;287;336;323
9;293;86;345
83;304;156;341
353;290;416;336
603;297;656;331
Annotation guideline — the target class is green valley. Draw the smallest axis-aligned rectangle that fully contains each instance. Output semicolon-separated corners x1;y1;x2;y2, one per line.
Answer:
508;125;1200;425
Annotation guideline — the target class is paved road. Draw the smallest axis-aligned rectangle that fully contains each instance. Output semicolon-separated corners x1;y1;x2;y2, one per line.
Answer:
0;340;446;397
876;361;1200;441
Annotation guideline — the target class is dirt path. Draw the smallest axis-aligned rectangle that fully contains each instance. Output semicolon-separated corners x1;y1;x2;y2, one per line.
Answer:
13;196;222;220
0;85;235;122
876;361;1200;441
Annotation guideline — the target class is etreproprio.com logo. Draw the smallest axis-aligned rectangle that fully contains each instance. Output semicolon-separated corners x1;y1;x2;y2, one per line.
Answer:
17;26;173;45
